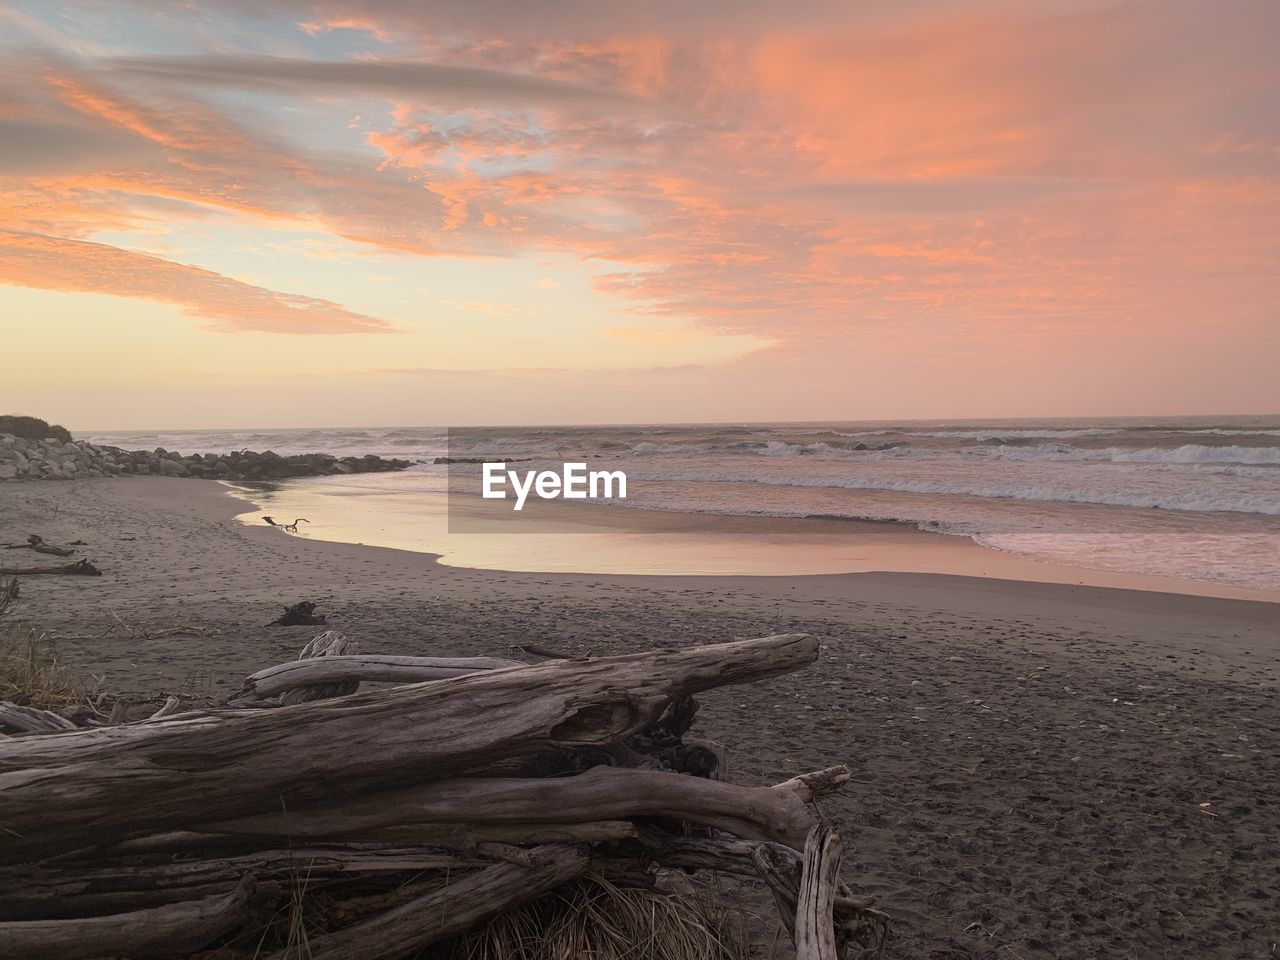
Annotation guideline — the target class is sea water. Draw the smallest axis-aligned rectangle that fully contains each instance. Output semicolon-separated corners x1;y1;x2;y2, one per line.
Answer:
87;416;1280;591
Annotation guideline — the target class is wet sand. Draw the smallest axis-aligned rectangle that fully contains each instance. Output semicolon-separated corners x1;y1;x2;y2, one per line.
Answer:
227;477;1280;600
2;477;1278;958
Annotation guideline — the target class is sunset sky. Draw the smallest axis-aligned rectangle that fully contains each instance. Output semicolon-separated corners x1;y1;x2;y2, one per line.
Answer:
2;0;1277;428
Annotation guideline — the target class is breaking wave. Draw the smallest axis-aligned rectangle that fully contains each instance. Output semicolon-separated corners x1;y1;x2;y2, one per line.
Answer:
977;444;1280;465
623;468;1280;516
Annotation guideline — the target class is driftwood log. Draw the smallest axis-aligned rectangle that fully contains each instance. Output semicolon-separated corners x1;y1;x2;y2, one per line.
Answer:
266;845;590;960
239;651;524;701
3;535;77;558
0;558;100;576
0;633;887;958
0;701;79;735
0;879;253;960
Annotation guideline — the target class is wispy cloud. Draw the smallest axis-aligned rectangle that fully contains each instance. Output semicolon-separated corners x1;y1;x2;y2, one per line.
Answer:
108;54;639;107
0;231;394;334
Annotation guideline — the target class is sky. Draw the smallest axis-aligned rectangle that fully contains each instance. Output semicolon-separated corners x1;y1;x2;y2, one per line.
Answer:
1;0;1277;429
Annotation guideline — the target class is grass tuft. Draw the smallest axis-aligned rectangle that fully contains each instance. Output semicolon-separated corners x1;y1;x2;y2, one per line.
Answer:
0;622;87;709
434;874;747;960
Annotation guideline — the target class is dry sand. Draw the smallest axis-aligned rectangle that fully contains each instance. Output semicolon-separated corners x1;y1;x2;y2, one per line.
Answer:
2;477;1278;958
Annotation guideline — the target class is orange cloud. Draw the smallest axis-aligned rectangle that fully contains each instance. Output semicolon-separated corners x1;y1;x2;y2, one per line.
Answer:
1;1;1275;367
0;231;393;334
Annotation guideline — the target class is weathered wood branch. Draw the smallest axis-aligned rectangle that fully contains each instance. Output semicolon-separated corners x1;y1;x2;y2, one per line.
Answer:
775;765;853;803
0;559;100;576
0;877;252;960
753;840;802;936
240;652;524;701
264;845;590;960
105;820;641;859
147;697;182;721
0;847;489;918
0;701;78;735
795;825;843;960
0;634;817;859
283;629;359;704
201;765;817;848
4;535;75;557
638;829;886;947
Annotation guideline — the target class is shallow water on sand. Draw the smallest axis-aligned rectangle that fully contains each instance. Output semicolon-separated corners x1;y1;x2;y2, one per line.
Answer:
90;416;1280;592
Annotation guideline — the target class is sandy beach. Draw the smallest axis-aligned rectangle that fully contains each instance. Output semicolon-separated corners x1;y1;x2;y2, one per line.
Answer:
2;476;1278;958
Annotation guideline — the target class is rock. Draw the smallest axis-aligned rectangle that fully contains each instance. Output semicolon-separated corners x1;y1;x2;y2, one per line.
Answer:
0;426;412;484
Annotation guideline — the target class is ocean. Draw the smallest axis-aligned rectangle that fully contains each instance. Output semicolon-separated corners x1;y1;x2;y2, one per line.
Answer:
86;416;1280;592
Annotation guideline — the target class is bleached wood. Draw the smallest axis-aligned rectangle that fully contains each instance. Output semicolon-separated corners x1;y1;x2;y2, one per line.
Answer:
795;824;842;960
0;634;817;859
203;765;815;848
147;697;181;720
241;653;526;700
283;629;359;704
0;701;77;735
774;765;852;803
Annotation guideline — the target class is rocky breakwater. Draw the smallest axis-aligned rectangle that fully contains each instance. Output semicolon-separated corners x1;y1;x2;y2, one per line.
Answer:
0;435;412;482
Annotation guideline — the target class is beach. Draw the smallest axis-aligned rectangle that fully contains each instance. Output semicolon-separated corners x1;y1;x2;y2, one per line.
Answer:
2;476;1276;958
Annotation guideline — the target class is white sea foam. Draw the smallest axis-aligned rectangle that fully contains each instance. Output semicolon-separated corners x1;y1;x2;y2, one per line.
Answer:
828;428;1124;439
1170;428;1280;437
975;443;1280;465
623;466;1280;516
631;441;716;454
913;428;1124;440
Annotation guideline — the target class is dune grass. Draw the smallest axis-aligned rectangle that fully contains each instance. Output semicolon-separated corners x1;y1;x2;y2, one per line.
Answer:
247;870;749;960
0;620;87;709
0;415;72;442
434;874;748;960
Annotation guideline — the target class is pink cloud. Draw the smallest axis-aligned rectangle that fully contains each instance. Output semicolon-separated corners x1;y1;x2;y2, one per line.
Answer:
0;1;1275;363
0;231;393;334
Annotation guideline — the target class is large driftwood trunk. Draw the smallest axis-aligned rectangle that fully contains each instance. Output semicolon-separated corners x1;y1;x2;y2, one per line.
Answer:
0;631;889;958
0;634;816;859
202;765;817;847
